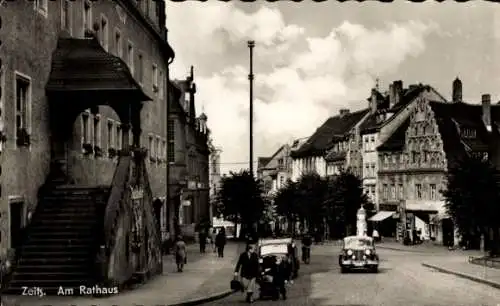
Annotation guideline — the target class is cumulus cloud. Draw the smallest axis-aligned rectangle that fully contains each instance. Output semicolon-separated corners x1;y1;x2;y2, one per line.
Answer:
166;2;435;174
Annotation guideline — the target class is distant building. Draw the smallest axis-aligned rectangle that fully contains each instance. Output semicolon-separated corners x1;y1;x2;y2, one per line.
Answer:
290;109;369;181
256;143;294;197
167;67;210;238
209;140;222;220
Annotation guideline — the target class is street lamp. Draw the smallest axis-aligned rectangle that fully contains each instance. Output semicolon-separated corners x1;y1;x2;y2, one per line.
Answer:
248;40;255;177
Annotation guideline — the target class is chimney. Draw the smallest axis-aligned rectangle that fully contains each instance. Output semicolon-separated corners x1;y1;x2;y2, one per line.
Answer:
389;80;403;109
370;88;378;114
452;77;462;103
482;94;492;131
339;109;350;117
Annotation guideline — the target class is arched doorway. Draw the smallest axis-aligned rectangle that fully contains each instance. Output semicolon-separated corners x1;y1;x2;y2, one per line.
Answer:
45;36;151;184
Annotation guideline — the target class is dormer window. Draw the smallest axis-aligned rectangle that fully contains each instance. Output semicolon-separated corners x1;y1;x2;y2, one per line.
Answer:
462;128;476;138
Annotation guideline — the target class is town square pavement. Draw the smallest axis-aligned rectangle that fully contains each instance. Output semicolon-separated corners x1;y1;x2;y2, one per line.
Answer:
207;241;500;306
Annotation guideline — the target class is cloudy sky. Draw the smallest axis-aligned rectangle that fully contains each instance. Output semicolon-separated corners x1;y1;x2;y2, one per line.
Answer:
165;1;500;174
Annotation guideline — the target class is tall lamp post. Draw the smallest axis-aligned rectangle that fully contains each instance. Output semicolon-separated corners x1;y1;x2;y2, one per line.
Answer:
248;40;255;177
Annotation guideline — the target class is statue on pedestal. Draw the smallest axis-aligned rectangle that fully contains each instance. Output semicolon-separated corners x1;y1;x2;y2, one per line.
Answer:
356;205;367;237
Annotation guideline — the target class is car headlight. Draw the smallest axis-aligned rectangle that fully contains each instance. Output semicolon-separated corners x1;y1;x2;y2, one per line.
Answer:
365;249;371;255
346;249;353;256
259;259;263;263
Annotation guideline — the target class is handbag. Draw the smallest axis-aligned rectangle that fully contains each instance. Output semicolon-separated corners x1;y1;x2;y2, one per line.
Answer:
230;276;243;292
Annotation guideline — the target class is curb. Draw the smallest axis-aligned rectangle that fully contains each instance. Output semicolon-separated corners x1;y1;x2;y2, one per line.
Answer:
167;290;236;306
421;263;500;290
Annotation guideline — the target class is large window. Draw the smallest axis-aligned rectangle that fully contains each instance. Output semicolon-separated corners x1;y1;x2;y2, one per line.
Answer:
115;124;122;149
15;74;31;147
35;0;48;17
415;184;422;200
107;120;114;150
83;0;92;35
61;0;72;33
114;29;122;57
93;115;101;148
81;112;90;145
430;184;437;200
137;53;144;84
127;42;134;74
398;184;404;200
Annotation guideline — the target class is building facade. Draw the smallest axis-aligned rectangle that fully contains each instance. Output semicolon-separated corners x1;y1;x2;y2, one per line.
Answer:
359;81;446;208
167;68;210;238
208;140;222;221
0;0;173;254
291;109;369;181
376;78;500;246
257;143;294;196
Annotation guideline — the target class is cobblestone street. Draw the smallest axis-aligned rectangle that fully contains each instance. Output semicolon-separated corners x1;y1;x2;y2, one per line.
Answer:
207;242;500;306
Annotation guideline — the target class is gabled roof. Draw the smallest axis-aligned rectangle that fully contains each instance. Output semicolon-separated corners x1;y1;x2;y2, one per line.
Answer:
429;101;491;167
291;108;370;158
377;117;411;152
360;85;428;134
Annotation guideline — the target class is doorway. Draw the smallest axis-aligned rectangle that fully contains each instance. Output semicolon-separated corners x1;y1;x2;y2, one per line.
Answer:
9;201;24;250
442;218;454;247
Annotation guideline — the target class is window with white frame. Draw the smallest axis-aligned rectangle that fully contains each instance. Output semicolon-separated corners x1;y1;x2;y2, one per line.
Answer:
370;163;376;177
137;53;144;84
382;184;388;200
398;184;404;199
107;119;114;150
152;64;158;92
15;73;32;146
35;0;48;17
81;111;90;145
115;124;122;149
83;0;92;36
100;15;109;51
127;42;134;74
61;0;72;33
114;29;122;57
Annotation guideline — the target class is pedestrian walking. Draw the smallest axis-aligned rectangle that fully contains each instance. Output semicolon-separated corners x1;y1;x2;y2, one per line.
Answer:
211;228;218;253
215;228;227;257
372;228;380;242
199;228;207;254
234;243;260;303
174;235;187;272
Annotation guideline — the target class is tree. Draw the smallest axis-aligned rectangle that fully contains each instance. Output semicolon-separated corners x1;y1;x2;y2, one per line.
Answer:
274;179;300;234
443;155;500;253
215;170;266;239
325;170;371;237
295;173;328;233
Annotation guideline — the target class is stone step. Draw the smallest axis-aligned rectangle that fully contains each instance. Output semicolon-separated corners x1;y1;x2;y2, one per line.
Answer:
20;244;91;253
18;257;89;265
31;224;95;231
33;218;96;225
27;237;93;245
11;271;89;281
15;264;89;274
18;250;90;258
28;231;95;239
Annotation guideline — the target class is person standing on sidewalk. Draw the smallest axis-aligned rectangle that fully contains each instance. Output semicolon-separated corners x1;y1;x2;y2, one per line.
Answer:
174;235;187;272
234;244;260;303
215;228;227;258
199;228;207;254
211;228;218;253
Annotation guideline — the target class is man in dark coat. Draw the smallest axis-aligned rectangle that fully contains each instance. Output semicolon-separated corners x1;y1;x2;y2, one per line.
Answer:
215;228;227;258
234;244;260;303
271;255;291;300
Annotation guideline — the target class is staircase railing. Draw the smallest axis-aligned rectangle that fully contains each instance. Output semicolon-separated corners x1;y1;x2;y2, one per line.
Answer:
101;150;133;284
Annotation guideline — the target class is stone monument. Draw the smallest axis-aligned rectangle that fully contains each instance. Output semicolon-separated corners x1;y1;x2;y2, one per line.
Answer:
356;205;367;237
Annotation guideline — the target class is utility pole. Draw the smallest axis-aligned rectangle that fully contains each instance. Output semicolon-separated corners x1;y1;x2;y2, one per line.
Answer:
248;40;255;177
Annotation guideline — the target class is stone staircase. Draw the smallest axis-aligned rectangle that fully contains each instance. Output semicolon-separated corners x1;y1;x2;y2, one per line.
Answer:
3;185;110;295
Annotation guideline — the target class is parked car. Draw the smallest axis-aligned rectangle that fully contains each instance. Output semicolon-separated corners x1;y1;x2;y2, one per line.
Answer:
257;238;300;278
338;236;379;273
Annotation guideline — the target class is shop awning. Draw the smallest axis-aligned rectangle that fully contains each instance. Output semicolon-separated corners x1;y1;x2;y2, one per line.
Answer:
368;211;395;222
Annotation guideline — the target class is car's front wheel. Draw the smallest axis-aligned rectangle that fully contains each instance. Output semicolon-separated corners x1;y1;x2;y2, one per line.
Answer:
340;266;348;274
370;266;378;273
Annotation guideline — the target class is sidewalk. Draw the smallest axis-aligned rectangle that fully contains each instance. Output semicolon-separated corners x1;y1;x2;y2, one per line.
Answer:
2;242;244;306
422;254;500;290
375;239;453;253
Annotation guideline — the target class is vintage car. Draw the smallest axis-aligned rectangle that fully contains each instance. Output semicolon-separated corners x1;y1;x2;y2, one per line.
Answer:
338;236;379;273
258;238;300;278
